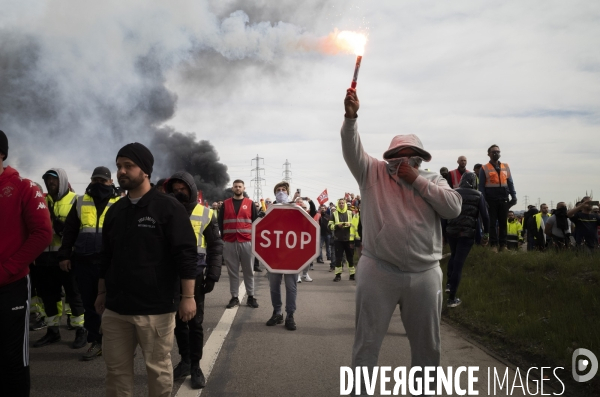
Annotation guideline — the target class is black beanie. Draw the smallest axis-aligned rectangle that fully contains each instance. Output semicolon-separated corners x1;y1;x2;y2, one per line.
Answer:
0;130;7;160
116;142;154;176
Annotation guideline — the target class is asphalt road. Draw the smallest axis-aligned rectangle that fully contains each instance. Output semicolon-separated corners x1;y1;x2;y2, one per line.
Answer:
29;259;535;397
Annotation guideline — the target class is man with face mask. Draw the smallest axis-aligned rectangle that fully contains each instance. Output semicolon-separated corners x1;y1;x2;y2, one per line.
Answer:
57;166;119;359
33;168;87;350
478;144;517;252
165;172;223;389
342;88;462;392
265;181;300;330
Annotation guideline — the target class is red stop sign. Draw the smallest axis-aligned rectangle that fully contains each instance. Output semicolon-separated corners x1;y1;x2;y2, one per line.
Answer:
252;205;321;274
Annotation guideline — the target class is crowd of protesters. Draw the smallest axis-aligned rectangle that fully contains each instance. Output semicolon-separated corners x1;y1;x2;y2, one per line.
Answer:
2;98;599;397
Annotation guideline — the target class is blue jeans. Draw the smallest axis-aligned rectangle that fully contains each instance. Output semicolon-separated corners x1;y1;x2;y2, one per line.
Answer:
447;236;474;299
268;273;297;315
318;234;331;261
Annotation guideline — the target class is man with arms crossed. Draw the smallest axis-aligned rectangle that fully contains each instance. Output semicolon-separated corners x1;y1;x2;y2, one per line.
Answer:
95;143;197;397
341;90;462;393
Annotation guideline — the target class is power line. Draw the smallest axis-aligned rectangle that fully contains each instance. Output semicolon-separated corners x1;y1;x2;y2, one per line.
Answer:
282;159;292;184
250;154;265;202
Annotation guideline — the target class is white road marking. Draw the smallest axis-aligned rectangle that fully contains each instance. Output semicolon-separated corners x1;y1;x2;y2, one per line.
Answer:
175;279;249;397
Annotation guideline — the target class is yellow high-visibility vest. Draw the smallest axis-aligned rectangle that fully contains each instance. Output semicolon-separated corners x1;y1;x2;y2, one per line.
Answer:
190;204;214;254
329;210;355;241
76;194;120;233
46;192;77;251
351;213;361;240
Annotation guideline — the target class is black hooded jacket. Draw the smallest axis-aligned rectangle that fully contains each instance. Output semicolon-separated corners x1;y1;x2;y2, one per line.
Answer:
165;171;223;285
447;172;490;239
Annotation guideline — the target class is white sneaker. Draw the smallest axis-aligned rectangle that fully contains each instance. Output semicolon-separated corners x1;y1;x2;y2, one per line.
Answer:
297;276;302;283
302;274;313;282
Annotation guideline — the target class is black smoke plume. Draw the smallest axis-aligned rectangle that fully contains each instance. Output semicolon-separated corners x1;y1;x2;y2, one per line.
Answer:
152;128;230;202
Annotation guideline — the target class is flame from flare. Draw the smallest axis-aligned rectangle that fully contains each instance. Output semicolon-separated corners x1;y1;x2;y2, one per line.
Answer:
335;30;367;56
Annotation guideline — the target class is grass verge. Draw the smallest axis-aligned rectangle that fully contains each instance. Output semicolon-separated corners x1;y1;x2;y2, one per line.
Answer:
441;246;599;396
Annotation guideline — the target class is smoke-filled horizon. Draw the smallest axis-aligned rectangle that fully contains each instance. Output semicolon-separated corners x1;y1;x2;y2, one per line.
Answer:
0;0;357;201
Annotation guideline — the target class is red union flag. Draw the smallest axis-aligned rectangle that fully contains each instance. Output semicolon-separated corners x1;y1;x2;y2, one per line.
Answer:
197;191;203;203
252;205;320;274
317;189;329;205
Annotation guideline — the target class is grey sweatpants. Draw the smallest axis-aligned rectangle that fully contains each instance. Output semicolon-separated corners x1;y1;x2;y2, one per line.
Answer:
352;255;443;384
223;241;254;297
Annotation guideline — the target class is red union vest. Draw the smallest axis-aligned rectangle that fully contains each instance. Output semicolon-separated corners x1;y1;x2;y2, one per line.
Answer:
222;198;253;242
482;162;511;188
449;168;470;188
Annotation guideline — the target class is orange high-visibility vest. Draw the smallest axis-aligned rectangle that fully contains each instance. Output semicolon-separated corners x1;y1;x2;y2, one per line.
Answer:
482;162;511;188
222;198;253;242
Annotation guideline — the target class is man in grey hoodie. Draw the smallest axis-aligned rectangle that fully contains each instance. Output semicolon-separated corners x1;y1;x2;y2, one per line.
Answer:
342;88;462;392
34;168;87;349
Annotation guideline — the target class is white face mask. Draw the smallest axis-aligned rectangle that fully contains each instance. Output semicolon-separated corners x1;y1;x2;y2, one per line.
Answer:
275;191;289;204
386;156;424;185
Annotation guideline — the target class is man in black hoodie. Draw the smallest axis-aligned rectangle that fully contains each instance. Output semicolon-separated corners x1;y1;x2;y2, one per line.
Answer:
58;166;120;360
165;171;223;389
95;143;197;396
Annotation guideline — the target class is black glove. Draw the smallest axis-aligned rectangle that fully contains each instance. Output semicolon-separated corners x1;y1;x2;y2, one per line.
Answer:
202;279;215;294
508;198;517;208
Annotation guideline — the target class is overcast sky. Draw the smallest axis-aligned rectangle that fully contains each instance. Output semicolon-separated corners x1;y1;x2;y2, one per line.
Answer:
2;0;599;209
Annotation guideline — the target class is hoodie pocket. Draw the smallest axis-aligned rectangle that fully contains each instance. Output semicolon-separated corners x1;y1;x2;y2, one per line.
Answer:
373;222;406;264
374;220;435;265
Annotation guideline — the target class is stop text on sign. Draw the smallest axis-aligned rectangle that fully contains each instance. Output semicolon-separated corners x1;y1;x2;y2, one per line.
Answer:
259;230;312;249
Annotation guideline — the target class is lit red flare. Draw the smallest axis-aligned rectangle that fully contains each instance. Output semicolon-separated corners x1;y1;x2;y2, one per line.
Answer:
333;31;367;89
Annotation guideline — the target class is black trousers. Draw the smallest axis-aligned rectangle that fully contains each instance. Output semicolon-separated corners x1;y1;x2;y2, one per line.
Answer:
447;237;475;298
174;279;206;366
0;276;30;397
73;258;102;343
487;200;509;247
36;265;84;318
334;241;354;269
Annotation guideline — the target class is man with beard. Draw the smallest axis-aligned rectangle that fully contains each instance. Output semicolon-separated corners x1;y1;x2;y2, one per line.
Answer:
218;180;259;309
545;202;572;250
95;143;197;396
478;145;517;252
57;166;120;360
33;168;87;350
165;172;223;389
449;156;470;189
0;130;53;396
